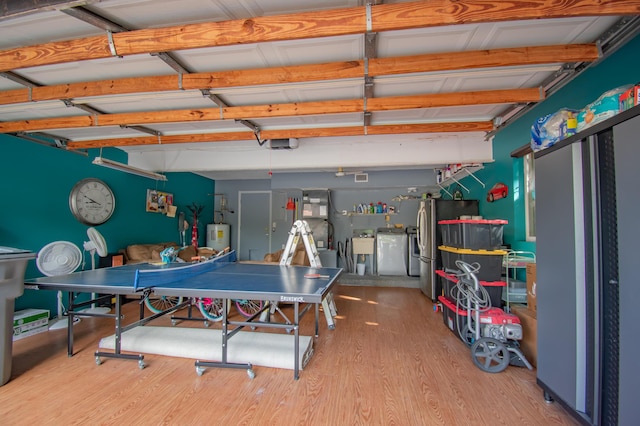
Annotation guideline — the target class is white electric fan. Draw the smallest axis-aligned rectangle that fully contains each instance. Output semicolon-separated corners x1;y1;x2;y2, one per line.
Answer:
36;241;83;330
79;227;110;315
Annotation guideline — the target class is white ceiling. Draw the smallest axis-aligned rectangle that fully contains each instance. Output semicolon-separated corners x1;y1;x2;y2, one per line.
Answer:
0;0;636;179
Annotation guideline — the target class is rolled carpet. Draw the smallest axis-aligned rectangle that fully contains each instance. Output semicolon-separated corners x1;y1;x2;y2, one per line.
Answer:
99;326;313;370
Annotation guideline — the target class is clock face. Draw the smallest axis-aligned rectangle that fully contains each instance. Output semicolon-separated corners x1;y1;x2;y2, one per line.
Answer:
69;178;115;225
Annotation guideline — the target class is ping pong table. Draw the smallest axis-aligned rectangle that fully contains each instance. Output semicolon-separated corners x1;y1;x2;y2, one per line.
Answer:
25;251;342;379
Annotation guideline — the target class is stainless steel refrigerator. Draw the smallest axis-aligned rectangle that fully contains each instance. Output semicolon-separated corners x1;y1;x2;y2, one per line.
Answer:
416;198;479;301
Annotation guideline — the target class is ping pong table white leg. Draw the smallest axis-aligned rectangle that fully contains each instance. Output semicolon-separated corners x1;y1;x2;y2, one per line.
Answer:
259;302;271;322
326;291;337;316
321;291;337;330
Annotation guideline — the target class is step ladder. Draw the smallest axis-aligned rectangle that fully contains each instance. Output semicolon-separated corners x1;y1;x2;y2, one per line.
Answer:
266;220;337;329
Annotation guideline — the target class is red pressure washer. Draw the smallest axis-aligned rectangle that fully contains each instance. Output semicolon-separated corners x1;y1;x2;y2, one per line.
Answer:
449;260;532;373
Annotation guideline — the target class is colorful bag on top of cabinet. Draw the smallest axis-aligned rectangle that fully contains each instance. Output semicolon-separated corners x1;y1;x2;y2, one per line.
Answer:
576;85;632;133
530;108;578;152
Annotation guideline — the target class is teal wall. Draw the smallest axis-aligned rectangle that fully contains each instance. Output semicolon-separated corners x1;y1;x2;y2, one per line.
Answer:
461;32;640;251
0;133;214;313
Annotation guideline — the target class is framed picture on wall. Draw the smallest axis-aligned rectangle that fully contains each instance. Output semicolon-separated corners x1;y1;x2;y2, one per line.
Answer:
146;189;173;214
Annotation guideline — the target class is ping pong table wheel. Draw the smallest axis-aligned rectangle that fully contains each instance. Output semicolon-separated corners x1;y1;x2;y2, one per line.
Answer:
196;366;205;376
95;356;102;366
138;360;146;370
247;368;255;379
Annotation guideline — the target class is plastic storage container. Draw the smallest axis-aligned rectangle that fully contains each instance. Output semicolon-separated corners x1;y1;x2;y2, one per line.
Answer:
436;269;505;307
502;279;527;304
439;219;507;250
438;295;469;341
0;247;36;386
439;246;506;282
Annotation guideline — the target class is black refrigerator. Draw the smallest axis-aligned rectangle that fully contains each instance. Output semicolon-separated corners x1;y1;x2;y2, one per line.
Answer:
417;198;478;301
535;106;640;424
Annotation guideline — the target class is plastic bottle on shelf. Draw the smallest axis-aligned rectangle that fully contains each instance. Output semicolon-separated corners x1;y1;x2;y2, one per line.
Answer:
444;167;452;179
377;202;383;214
383;202;387;213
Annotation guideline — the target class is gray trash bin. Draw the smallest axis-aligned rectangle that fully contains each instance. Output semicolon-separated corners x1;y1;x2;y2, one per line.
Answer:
0;247;35;386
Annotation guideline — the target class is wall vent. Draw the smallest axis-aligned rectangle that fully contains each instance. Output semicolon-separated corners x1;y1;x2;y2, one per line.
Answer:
354;173;368;183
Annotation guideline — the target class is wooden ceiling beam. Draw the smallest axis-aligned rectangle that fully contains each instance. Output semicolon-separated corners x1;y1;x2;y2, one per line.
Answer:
65;121;494;149
0;88;541;133
368;43;599;76
66;131;257;148
0;0;635;72
369;0;640;32
367;88;543;110
0;44;588;106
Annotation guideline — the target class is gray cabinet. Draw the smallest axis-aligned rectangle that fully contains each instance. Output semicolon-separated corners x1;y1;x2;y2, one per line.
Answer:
535;108;640;425
612;116;640;426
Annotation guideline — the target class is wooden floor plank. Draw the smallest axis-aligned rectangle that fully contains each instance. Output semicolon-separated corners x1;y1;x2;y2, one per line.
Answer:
0;285;578;425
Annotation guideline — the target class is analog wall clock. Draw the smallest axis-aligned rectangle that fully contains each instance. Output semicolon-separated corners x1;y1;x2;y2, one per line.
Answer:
69;178;115;225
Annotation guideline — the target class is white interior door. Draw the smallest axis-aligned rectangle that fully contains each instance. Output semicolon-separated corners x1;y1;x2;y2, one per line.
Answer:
238;191;271;261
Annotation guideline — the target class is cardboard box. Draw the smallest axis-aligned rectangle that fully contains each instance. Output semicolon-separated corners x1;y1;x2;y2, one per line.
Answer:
13;309;49;340
511;304;537;368
619;85;640;111
111;254;124;266
526;263;537;312
619;87;634;111
13;324;48;341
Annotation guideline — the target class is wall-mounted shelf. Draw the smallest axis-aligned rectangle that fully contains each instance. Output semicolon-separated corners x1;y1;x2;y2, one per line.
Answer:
347;213;397;217
436;165;485;197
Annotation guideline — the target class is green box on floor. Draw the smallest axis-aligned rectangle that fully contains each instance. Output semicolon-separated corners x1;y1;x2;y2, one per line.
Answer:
13;309;49;340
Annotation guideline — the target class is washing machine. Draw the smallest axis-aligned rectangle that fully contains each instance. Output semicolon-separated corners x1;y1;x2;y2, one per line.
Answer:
376;228;407;276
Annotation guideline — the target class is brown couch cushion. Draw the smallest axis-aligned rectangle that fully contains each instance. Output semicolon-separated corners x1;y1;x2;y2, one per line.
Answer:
150;249;162;261
122;243;218;264
264;249;283;263
125;242;179;263
198;247;216;258
177;245;197;262
263;243;310;266
126;244;152;262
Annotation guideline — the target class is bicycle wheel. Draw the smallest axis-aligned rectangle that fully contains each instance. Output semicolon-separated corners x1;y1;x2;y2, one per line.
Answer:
144;295;183;314
198;298;228;322
235;299;265;318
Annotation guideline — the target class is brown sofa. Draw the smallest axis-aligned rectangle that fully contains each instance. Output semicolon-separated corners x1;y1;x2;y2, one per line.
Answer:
120;242;216;264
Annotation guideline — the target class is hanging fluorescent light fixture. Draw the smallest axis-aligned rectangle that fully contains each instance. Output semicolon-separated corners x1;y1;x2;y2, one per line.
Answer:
92;156;167;181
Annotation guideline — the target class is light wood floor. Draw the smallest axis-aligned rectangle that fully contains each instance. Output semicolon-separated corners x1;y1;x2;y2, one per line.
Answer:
1;285;578;425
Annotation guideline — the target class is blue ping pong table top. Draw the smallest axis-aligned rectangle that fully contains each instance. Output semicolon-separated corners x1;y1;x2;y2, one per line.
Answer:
25;251;342;304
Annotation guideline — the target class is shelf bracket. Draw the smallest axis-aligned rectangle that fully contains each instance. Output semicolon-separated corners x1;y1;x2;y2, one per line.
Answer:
461;168;486;188
436;165;486;198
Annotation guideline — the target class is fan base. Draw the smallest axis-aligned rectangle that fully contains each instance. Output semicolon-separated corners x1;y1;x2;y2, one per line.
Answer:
77;306;111;317
48;317;80;330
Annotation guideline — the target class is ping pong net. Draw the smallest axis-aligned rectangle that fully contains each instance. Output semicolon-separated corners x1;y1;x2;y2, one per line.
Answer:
133;250;237;291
